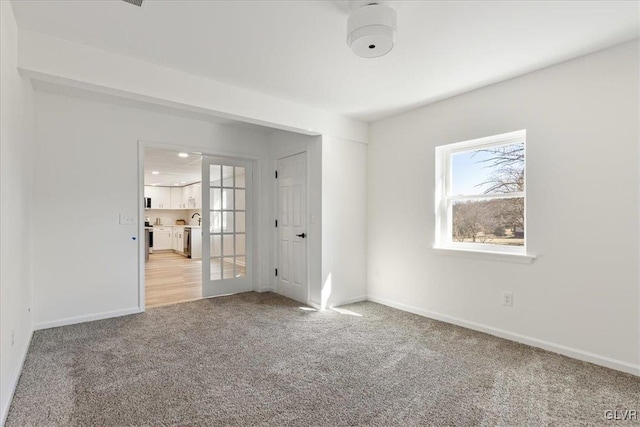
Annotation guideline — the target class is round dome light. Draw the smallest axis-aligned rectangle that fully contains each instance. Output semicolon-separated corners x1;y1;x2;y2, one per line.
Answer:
347;3;397;58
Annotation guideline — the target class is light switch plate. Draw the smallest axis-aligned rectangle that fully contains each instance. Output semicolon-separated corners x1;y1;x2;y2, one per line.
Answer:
502;292;514;307
119;213;136;225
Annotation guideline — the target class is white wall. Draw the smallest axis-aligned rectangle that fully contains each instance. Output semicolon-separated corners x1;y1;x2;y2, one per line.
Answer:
32;90;273;328
265;131;368;309
0;2;34;423
321;136;368;307
367;41;640;373
268;131;368;309
18;28;368;143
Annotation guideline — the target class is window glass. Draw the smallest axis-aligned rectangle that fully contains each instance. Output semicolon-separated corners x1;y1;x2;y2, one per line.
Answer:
436;131;526;254
451;143;524;196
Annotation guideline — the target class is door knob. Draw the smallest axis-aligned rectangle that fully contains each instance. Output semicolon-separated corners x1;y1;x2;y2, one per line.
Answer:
296;233;306;238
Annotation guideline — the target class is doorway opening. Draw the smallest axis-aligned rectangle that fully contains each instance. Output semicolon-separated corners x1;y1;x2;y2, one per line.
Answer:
142;146;257;308
143;147;203;308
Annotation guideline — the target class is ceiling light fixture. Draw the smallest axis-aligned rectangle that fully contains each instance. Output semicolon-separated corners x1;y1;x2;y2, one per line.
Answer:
174;183;180;186
151;171;160;175
178;152;189;158
347;2;397;58
121;0;143;7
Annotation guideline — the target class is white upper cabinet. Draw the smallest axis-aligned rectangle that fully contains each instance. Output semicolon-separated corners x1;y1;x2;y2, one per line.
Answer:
186;182;201;209
170;187;183;209
193;182;202;209
145;186;159;208
143;186;171;209
144;183;201;209
185;185;194;209
155;187;171;209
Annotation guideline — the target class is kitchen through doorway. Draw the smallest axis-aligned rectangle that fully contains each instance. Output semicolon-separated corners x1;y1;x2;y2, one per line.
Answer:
144;147;203;308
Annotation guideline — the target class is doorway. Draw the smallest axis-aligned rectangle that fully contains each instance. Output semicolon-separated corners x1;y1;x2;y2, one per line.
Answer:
275;152;308;304
143;147;203;308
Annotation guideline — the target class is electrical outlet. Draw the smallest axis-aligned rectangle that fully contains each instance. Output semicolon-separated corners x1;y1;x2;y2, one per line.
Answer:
119;213;136;225
502;292;514;307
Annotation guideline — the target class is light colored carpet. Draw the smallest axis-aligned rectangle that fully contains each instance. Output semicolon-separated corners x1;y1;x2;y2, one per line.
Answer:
6;292;639;426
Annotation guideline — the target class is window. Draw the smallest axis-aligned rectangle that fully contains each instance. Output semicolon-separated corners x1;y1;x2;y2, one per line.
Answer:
435;130;526;256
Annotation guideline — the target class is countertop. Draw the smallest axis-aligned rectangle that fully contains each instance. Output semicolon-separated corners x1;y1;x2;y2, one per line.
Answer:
148;224;201;228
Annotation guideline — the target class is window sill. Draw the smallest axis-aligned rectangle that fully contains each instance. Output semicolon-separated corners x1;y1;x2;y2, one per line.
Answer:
432;246;536;264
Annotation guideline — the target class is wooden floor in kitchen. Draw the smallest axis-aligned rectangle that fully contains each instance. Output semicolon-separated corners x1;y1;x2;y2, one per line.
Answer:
145;251;202;308
145;251;247;308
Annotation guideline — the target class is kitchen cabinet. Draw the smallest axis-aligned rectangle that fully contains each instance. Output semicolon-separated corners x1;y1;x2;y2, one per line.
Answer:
145;183;201;210
153;226;173;250
185;182;201;209
184;184;195;209
172;227;180;250
145;186;171;209
193;182;202;209
170;187;183;209
173;226;185;254
184;185;193;209
157;187;171;209
144;185;156;204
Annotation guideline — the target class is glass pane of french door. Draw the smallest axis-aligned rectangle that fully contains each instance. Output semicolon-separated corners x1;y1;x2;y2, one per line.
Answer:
202;157;252;297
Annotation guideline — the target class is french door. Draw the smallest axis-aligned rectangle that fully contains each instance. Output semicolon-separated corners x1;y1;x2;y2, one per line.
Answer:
202;156;253;297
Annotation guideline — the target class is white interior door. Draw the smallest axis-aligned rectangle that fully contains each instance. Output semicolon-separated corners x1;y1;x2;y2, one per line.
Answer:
202;157;252;297
276;153;308;303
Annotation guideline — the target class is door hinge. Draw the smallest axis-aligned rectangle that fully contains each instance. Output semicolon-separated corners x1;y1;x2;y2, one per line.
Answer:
275;268;278;276
275;219;278;228
275;170;278;179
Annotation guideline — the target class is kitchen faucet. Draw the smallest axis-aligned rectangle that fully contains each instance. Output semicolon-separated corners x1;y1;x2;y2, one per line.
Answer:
191;212;201;226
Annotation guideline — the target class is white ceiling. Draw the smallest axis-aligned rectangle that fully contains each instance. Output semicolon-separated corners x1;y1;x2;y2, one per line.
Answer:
144;148;244;187
144;147;202;187
11;0;640;122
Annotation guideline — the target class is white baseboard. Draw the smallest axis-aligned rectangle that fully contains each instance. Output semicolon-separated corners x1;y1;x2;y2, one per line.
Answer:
34;307;142;331
306;295;367;311
367;295;640;377
308;299;321;310
332;295;368;307
1;329;33;427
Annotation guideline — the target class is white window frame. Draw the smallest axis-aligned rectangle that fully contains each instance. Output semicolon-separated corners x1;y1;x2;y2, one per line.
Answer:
434;129;533;261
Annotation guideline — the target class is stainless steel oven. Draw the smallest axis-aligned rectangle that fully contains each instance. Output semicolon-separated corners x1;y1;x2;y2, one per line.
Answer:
184;227;191;258
144;227;154;260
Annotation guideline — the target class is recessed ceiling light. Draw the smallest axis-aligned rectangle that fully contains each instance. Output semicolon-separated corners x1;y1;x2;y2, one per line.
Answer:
180;181;186;184
151;184;158;186
151;171;160;175
174;183;180;186
178;153;189;158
